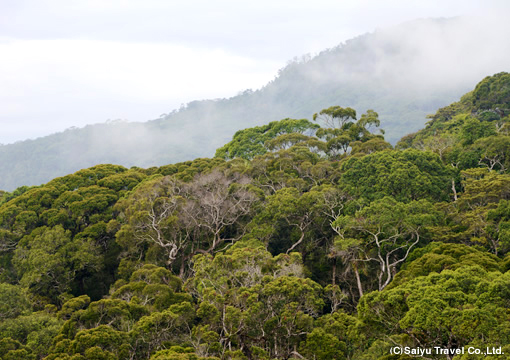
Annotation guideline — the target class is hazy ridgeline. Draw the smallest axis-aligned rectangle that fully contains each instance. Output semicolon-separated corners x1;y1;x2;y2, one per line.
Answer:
1;16;509;191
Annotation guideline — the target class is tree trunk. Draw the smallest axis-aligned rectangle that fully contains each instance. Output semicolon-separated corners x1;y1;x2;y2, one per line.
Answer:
452;178;458;201
353;263;364;298
332;258;336;286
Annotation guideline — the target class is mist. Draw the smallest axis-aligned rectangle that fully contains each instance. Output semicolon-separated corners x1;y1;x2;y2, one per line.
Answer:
1;15;509;190
2;0;508;145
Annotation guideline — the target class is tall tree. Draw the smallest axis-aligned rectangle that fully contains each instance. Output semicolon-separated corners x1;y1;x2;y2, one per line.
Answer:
333;196;438;291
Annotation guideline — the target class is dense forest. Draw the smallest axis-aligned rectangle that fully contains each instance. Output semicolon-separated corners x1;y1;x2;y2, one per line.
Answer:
0;72;509;359
2;17;507;191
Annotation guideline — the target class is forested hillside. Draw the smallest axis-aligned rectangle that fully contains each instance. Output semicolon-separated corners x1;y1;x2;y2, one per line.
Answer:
0;73;509;359
2;17;510;190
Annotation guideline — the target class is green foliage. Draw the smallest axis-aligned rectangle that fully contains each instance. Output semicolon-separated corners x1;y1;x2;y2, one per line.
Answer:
350;137;392;155
390;242;502;288
128;301;195;358
300;310;361;360
249;186;334;253
111;265;191;312
488;200;510;254
470;72;510;112
186;244;323;358
340;148;454;202
432;169;510;254
397;73;510;172
312;107;386;157
0;283;31;320
13;225;102;303
0;165;147;299
333;196;439;292
358;266;510;352
0;311;62;358
151;347;220;359
215;118;319;160
58;295;91;320
460;117;497;146
313;106;357;128
472;135;510;171
2;73;510;359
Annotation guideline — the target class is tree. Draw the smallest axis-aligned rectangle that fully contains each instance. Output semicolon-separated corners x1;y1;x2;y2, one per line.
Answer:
470;72;510;111
264;133;316;151
350;137;392;155
250;186;344;255
419;133;457;161
150;347;220;359
58;325;129;359
299;311;361;360
117;170;259;276
116;176;190;267
389;242;502;288
340;148;454;202
487;200;510;254
111;264;191;312
0;311;62;359
187;242;323;359
358;265;510;357
13;225;102;303
313;106;357;128
460;117;496;146
357;109;381;133
326;134;351;156
182;170;259;254
131;302;195;358
0;283;31;320
215;118;319;160
473;135;510;172
247;145;328;194
333;196;438;291
441;169;510;254
313;107;385;157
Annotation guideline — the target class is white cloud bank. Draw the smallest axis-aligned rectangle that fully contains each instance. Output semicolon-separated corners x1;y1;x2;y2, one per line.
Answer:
0;0;508;144
0;39;280;143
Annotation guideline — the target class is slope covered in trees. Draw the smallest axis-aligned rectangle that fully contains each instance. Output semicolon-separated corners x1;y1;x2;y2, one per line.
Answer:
1;74;510;359
2;17;510;191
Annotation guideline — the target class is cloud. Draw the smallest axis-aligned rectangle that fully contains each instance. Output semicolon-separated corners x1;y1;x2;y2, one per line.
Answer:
1;0;509;144
2;0;505;57
0;38;280;143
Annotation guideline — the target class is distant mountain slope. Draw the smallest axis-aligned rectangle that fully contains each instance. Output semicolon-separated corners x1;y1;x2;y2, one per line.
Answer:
1;17;509;190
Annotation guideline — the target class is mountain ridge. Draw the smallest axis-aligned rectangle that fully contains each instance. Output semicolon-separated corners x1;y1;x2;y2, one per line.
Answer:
1;16;509;190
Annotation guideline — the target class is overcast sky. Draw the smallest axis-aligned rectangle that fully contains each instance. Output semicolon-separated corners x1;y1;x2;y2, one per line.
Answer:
0;0;508;144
